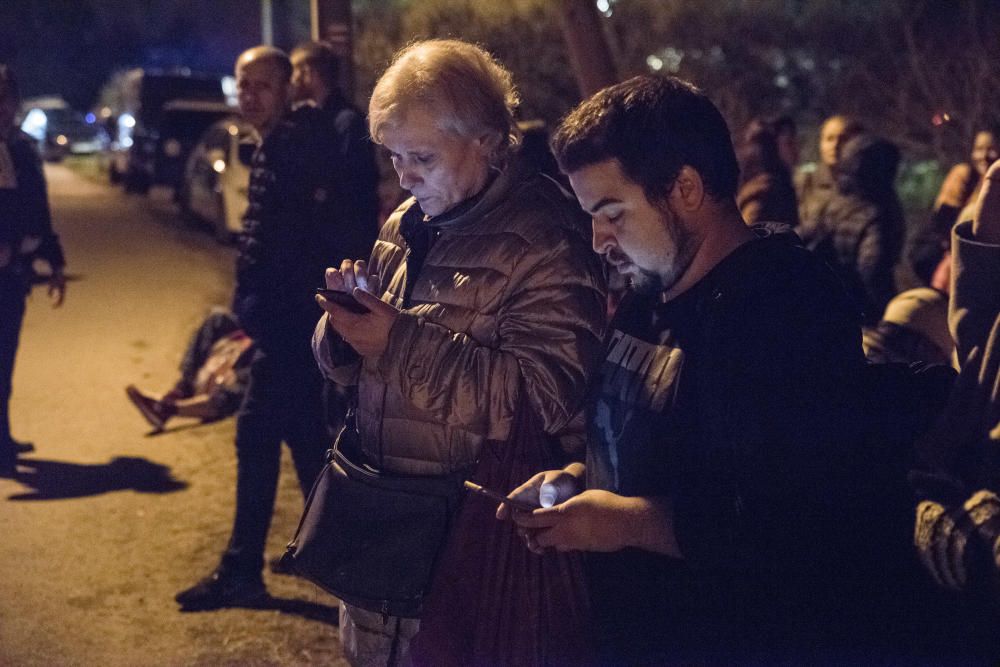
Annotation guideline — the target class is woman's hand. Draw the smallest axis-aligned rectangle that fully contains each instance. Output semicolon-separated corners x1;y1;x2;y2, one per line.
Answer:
316;259;399;358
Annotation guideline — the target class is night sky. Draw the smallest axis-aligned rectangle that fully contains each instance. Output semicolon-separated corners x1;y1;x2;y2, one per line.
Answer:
0;0;312;110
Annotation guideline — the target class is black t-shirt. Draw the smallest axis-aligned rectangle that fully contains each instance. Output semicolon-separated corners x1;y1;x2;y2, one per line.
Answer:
585;227;870;662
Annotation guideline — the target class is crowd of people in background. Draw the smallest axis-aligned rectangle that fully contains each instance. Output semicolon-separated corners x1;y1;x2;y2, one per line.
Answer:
5;29;1000;665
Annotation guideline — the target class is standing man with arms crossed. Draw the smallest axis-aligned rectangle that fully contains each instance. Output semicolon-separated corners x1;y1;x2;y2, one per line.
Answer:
176;46;378;610
0;64;67;477
506;76;886;662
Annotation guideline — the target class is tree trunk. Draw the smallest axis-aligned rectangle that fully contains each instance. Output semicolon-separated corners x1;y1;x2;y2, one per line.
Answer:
311;0;355;100
555;0;619;98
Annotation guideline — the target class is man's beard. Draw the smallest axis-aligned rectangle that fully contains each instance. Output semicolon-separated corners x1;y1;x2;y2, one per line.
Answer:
619;202;697;296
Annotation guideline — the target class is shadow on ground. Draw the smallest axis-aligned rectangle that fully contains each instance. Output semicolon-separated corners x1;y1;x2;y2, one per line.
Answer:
179;593;340;627
6;456;187;500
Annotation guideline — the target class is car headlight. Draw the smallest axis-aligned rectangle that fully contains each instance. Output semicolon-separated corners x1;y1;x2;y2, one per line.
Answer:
163;139;182;158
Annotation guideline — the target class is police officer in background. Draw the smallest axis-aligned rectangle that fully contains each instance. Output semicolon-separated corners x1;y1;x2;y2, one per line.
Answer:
0;63;67;477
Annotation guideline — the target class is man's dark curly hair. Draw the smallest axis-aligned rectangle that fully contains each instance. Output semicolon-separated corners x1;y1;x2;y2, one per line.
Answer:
551;75;739;205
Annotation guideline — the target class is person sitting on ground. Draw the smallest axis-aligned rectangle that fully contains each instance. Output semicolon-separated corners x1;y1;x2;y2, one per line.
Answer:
126;307;253;432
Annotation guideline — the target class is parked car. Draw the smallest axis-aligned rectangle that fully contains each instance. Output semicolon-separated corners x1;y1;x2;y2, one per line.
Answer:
102;68;231;191
120;99;235;194
19;98;108;161
179;116;255;241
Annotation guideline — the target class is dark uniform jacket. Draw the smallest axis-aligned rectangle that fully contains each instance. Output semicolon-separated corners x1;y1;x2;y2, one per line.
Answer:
233;103;378;355
0;130;65;291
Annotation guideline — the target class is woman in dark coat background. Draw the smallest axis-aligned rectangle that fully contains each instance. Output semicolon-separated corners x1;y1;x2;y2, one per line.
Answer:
796;134;906;324
735;118;799;227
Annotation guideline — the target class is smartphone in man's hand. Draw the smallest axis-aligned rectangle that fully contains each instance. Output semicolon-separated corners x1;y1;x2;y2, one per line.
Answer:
315;287;370;314
464;480;538;513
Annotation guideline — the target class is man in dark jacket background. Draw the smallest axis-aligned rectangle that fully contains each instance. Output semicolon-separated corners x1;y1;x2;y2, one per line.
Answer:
797;134;906;324
0;64;67;477
290;40;380;263
176;45;378;610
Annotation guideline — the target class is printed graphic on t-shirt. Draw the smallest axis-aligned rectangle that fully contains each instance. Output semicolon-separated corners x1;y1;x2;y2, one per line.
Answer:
589;329;684;495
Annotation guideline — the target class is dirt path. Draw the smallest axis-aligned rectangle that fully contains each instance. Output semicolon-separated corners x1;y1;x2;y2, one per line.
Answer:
0;164;346;666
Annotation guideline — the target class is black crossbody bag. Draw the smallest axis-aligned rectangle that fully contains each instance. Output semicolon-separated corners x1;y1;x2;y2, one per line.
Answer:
279;418;467;618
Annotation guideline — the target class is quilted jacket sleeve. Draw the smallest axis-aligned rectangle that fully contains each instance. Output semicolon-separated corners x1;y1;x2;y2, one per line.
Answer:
376;230;606;441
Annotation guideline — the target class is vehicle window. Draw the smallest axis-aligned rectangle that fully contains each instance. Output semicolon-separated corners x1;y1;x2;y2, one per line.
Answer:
141;76;224;115
162;110;232;141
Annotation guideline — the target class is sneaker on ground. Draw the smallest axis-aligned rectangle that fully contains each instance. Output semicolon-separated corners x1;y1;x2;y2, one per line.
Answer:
175;569;266;611
125;385;169;432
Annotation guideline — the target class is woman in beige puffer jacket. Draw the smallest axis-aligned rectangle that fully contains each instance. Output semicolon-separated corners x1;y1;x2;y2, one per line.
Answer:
312;39;606;665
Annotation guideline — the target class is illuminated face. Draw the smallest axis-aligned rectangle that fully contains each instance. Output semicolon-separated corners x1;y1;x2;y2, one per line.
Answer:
569;158;697;295
289;55;313;104
236;57;288;135
381;106;493;217
971;131;999;177
819;116;854;168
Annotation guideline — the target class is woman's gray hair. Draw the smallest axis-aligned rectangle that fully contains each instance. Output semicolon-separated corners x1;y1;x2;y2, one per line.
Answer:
369;39;520;162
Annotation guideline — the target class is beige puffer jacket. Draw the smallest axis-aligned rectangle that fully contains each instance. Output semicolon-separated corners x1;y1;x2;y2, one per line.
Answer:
313;157;607;475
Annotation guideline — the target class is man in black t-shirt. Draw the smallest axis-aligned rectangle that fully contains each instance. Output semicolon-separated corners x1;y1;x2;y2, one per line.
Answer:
505;76;890;662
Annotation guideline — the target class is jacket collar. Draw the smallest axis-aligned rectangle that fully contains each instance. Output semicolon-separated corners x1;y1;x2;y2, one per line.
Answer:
422;153;532;231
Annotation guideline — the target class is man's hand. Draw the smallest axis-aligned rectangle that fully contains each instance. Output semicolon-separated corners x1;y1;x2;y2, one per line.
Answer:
315;259;398;358
496;464;585;521
512;491;682;558
973;159;1000;245
48;268;66;307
